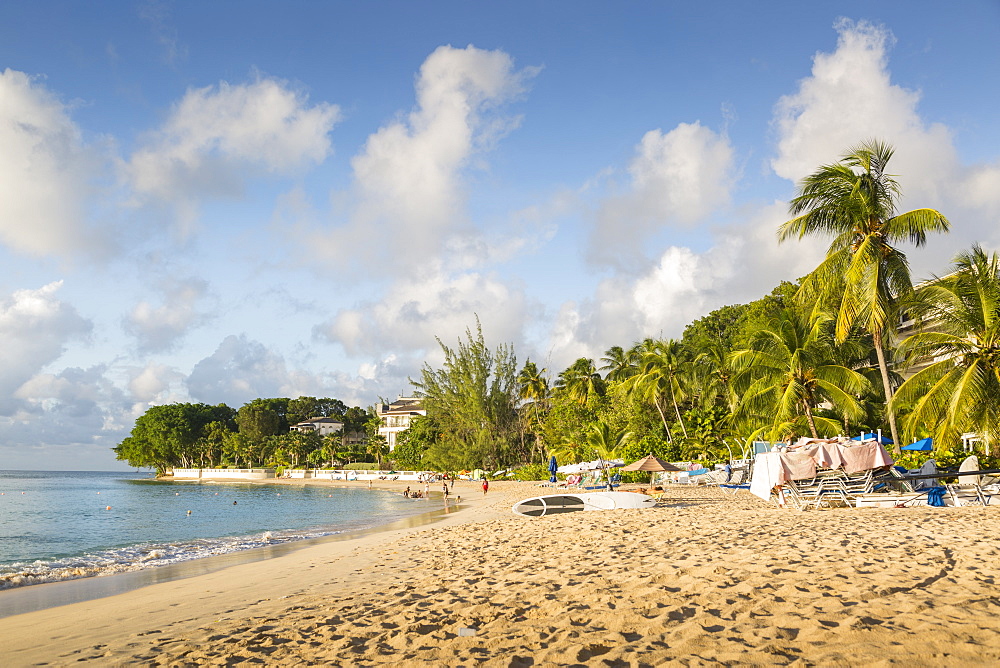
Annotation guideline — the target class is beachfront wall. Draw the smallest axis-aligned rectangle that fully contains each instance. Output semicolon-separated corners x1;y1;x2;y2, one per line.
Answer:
288;469;431;481
172;468;276;480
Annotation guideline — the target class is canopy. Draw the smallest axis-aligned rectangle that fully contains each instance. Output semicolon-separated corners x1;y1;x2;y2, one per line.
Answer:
901;437;933;451
620;455;681;472
851;432;893;445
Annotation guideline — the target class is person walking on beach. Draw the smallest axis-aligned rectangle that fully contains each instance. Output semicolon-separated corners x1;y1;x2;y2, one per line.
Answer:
482;478;489;496
442;483;449;499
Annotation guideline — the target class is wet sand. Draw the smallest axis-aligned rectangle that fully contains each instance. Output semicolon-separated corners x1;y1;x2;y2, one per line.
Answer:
2;481;1000;666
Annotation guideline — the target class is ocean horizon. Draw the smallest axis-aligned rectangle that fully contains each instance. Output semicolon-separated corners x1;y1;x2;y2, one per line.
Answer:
0;470;433;593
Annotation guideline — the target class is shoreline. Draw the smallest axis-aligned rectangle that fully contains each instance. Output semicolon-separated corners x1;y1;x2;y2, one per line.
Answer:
0;476;472;616
3;482;1000;665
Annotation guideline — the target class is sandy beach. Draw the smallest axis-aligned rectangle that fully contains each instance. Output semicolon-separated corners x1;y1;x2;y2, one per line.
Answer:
2;479;1000;666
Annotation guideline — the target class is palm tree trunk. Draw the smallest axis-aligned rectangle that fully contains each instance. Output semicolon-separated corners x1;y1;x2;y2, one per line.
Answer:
653;399;673;443
872;328;901;454
803;401;819;438
669;383;689;438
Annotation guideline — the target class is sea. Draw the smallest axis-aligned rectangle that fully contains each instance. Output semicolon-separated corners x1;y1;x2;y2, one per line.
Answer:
0;470;435;594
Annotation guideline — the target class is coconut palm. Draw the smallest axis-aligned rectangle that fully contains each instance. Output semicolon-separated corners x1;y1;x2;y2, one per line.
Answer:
584;421;634;461
892;245;1000;450
555;358;605;405
730;309;871;441
517;359;551;460
600;346;637;382
778;139;950;449
629;339;690;440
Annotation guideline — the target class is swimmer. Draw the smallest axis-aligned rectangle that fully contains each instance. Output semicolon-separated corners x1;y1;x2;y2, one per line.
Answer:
187;510;192;515
233;501;238;505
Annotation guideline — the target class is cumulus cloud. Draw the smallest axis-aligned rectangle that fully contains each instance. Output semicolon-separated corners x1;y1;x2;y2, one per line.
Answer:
127;77;340;230
771;17;1000;273
187;334;345;406
0;282;93;415
315;263;530;359
127;362;187;404
307;45;537;277
123;277;212;352
0;69;108;258
590;122;736;267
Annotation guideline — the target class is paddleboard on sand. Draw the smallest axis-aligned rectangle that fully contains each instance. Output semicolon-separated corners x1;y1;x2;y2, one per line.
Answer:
512;491;655;517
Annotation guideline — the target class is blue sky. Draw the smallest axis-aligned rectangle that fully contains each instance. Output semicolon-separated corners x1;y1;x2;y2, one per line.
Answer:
2;1;998;470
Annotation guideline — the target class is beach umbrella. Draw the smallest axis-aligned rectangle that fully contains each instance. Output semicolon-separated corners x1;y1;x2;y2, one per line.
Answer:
548;456;558;483
851;432;894;445
620;454;681;486
901;437;933;451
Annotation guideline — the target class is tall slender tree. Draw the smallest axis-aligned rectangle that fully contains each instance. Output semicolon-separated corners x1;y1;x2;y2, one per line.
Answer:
779;139;950;449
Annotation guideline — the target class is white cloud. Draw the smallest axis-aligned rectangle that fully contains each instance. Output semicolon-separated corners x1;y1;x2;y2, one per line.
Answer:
0;69;107;258
0;282;92;415
306;45;537;277
127;77;340;230
123;277;212;352
770;17;1000;275
590;121;735;267
316;264;530;359
127;362;186;403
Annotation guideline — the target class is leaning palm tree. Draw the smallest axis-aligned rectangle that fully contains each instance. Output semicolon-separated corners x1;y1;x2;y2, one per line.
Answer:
629;339;690;440
892;245;1000;451
730;309;871;441
778;139;950;449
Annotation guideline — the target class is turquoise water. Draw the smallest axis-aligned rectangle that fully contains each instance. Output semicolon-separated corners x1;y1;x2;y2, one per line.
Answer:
0;470;431;590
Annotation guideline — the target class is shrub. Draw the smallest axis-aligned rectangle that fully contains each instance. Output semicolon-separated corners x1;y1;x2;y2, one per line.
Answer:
343;462;379;471
512;463;559;481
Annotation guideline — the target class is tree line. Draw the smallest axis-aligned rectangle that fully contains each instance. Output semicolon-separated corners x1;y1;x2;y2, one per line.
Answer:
400;141;1000;473
114;397;382;475
116;140;1000;476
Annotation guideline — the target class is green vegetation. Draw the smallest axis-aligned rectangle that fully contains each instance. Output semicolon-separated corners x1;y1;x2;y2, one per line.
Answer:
115;141;996;473
114;397;372;475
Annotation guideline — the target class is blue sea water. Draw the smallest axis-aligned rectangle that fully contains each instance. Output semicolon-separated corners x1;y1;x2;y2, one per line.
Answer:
0;470;432;590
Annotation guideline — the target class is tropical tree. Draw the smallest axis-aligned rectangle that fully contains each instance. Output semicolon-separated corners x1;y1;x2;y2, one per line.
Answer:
516;359;550;460
413;319;520;471
600;346;637;382
629;339;690;440
892;245;1000;451
778;139;950;449
555;357;605;404
584;421;634;461
730;309;871;441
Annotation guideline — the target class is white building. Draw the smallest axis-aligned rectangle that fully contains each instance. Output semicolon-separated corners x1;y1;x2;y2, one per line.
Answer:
377;397;426;451
291;417;344;437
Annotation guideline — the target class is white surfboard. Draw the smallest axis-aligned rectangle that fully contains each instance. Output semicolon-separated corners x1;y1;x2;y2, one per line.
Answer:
512;491;655;517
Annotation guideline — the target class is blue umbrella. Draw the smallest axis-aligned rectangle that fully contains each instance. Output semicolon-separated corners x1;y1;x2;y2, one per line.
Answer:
851;432;894;445
548;455;558;483
901;437;933;451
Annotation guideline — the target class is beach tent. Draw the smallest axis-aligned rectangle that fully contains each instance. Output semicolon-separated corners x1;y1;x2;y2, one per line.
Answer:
902;437;933;451
620;454;681;486
852;432;893;445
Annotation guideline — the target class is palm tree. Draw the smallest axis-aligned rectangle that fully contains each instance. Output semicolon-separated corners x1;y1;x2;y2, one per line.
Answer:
555;358;605;405
778;139;950;450
892;245;1000;450
584;421;633;461
517;359;551;460
730;309;871;441
629;339;690;440
600;346;637;382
